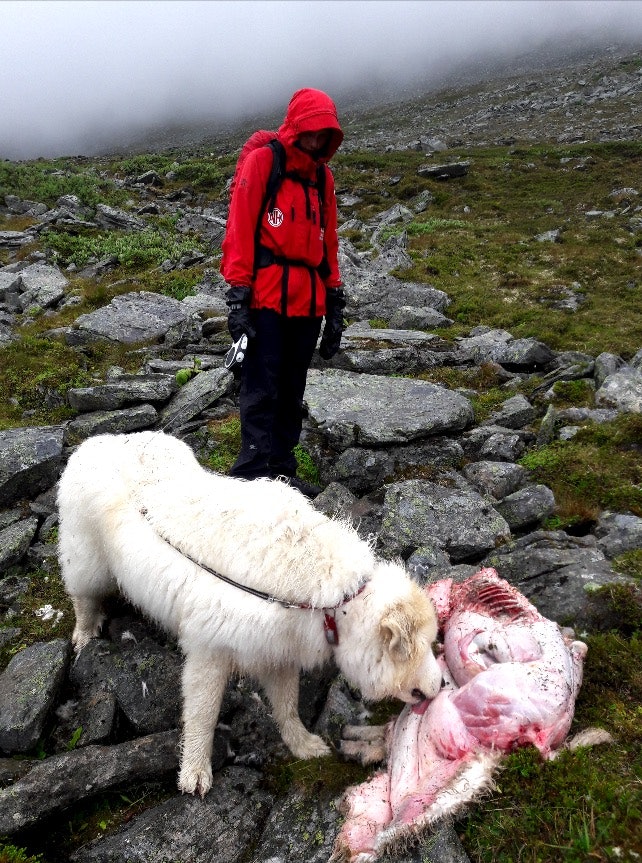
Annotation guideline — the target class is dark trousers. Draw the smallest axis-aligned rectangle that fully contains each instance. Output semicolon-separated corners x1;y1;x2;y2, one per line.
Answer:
229;309;322;480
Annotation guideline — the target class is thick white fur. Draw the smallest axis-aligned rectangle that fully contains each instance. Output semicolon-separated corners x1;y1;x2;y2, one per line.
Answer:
57;431;442;796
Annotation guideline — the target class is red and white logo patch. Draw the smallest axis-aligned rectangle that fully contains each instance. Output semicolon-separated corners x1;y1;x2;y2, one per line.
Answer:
267;208;284;228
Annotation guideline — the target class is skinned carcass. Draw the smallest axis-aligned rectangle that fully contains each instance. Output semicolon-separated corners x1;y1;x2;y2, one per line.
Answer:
332;568;610;863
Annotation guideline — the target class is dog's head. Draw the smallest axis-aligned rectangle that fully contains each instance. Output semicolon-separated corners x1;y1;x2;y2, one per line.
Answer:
335;563;442;705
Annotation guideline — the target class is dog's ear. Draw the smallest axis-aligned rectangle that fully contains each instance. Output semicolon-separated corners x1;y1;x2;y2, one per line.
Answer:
380;605;415;662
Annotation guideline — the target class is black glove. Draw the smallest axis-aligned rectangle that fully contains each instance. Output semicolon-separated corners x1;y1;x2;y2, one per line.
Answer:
225;286;256;342
319;288;346;360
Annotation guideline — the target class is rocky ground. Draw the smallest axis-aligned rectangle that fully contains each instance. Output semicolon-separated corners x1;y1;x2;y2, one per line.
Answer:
0;38;641;863
114;39;642;156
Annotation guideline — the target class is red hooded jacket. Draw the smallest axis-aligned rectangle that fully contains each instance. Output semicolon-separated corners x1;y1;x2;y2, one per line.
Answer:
220;88;344;317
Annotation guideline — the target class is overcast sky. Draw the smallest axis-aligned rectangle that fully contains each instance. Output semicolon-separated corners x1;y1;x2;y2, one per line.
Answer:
2;0;641;160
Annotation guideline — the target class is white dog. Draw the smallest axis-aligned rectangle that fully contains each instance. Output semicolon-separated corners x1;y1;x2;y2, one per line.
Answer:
57;431;442;796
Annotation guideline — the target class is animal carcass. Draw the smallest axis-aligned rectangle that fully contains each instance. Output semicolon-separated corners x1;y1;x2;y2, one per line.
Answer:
332;568;608;863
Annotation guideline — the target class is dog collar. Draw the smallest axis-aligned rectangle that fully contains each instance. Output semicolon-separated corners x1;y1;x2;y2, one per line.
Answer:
143;508;367;645
322;580;368;646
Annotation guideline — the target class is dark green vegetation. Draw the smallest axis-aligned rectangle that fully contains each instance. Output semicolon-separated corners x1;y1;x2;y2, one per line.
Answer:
1;139;641;863
520;413;642;525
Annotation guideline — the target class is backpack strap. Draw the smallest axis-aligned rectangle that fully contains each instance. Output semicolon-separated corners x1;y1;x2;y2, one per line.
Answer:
265;139;286;214
252;139;284;276
253;140;331;288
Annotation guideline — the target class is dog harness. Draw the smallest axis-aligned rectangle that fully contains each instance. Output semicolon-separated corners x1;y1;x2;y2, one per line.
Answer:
142;508;368;645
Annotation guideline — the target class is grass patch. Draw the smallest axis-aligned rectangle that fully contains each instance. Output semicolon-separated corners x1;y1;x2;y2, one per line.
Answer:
203;417;321;484
519;414;642;522
43;225;207;270
205;414;242;473
0;564;74;673
0;159;123;209
0;333;149;429
334;141;642;357
0;335;90;428
612;550;642;580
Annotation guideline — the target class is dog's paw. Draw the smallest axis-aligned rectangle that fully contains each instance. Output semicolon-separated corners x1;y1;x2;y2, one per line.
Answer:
178;763;213;797
71;629;97;652
289;732;331;760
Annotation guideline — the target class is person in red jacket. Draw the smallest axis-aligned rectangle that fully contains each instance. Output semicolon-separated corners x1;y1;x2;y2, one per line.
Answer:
220;88;346;497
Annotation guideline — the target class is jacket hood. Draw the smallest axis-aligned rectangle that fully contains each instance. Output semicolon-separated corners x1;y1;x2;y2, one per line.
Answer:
278;88;344;161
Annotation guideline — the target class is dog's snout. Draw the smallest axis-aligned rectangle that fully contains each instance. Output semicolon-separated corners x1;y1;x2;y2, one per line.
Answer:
411;688;425;702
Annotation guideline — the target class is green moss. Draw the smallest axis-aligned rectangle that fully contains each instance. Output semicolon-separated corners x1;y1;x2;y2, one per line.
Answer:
0;330;151;430
519;415;642;520
612;550;642;581
294;445;321;485
263;753;371;798
550;378;595;408
205;414;242;473
0;844;44;863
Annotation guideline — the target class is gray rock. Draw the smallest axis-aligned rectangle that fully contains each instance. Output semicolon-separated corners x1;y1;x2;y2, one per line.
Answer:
4;195;48;216
0;639;70;753
71;766;272;863
417;161;470;179
594;352;624;388
0;269;22;298
313;481;359;520
15;262;68;311
535;228;562;242
0;516;39;570
484;394;536;429
595;511;642;558
67;374;177;412
462;460;529;499
252;787;340;863
324;438;465;496
304;369;474;448
379;479;511;561
556;406;619;425
159;367;234;431
389;305;453;330
337;244;449;322
69;638;182;736
64;404;159;445
314;675;369;742
176;211;227;245
596;367;642;413
407;546;453;583
0;730;180;834
494;484;556;531
479;430;527;462
483;531;634;629
374;231;415;271
331;344;423;375
0;425;64;507
0;231;34;248
73;291;190;344
94;203;147;231
377;823;472;863
462;425;533;461
457;328;555;370
52;687;118;749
